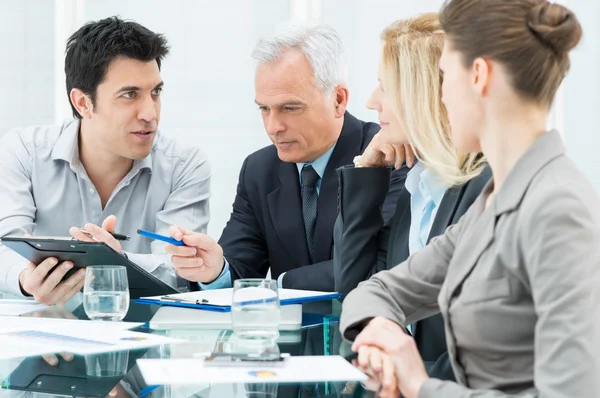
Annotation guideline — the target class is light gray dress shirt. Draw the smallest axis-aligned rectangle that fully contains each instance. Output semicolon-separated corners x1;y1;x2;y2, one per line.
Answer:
0;119;211;295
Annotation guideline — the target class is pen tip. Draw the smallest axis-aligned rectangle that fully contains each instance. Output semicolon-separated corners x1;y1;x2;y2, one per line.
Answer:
136;229;142;234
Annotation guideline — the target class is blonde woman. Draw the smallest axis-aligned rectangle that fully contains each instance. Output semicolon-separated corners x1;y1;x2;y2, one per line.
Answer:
332;13;489;383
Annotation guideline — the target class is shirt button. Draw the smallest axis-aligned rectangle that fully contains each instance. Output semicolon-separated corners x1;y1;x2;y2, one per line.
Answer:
89;188;95;194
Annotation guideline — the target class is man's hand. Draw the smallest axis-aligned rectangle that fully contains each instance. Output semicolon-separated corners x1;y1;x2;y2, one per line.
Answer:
43;352;74;366
69;215;122;253
19;258;86;305
352;317;429;398
165;225;226;283
360;133;415;170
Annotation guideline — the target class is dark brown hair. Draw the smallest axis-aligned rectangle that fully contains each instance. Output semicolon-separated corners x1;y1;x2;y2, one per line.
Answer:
440;0;582;106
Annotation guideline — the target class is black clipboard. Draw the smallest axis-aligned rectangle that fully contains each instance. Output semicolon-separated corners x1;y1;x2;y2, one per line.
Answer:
3;349;149;397
0;236;177;299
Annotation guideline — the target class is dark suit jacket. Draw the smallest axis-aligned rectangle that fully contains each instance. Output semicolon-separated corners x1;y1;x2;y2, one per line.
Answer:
333;163;492;380
213;112;408;291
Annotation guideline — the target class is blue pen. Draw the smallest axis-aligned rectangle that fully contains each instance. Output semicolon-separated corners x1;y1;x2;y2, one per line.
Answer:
137;229;186;246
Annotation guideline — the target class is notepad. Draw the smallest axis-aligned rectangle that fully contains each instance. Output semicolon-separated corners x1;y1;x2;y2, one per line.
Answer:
135;288;341;312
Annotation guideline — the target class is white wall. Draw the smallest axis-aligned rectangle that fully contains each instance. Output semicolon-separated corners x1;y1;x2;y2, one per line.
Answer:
321;0;445;124
562;0;600;193
0;0;598;239
0;0;55;134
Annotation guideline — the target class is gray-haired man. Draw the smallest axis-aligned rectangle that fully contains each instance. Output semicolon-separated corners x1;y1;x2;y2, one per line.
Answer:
167;24;407;291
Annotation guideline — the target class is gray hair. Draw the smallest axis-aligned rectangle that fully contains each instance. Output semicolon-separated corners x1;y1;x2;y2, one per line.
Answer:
251;23;348;96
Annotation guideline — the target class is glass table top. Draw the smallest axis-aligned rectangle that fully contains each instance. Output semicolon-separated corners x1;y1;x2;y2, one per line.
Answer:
0;299;373;398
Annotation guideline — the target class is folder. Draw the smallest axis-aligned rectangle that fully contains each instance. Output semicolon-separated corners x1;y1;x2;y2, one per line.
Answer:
134;288;342;312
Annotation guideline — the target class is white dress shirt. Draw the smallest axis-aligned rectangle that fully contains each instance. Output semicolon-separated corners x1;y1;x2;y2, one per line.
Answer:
0;119;211;295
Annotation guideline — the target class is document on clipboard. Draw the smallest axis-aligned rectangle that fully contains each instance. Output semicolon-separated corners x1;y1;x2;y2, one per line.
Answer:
134;288;342;312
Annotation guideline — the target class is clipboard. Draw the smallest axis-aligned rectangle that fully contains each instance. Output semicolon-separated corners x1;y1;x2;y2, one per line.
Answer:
134;288;342;312
2;349;148;397
0;236;177;299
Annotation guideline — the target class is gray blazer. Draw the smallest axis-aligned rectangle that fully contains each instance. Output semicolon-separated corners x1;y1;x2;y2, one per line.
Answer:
340;130;600;397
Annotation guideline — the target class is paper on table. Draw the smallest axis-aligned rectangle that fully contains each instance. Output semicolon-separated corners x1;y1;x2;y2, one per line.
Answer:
0;300;48;316
143;288;339;307
0;329;182;355
0;343;57;360
0;316;143;334
137;356;367;385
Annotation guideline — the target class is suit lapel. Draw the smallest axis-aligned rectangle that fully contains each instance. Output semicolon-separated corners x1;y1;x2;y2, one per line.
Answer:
426;186;463;243
312;113;364;263
388;188;411;266
267;162;312;267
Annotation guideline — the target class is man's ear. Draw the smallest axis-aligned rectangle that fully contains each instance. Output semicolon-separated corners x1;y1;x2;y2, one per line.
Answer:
333;85;349;118
69;88;94;119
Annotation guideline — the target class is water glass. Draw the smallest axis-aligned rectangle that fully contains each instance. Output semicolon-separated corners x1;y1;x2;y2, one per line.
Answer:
85;350;129;377
231;279;280;341
244;382;279;398
83;266;130;321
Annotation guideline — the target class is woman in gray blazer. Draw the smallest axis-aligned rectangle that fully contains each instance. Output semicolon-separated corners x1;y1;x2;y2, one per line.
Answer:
332;13;490;382
340;1;600;397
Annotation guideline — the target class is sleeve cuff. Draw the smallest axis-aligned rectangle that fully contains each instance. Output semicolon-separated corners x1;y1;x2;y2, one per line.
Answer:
198;260;232;290
418;378;461;398
0;248;29;296
5;262;27;297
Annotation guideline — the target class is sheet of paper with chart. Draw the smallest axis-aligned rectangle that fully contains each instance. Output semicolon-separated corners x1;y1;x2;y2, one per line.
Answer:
0;317;181;357
0;316;142;333
138;356;368;385
0;329;181;355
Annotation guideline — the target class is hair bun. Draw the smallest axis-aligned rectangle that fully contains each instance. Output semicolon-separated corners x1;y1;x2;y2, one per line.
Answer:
528;2;582;54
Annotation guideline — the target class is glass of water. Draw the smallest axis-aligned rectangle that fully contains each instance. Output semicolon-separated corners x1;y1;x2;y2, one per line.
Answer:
83;266;129;321
231;279;280;341
85;350;129;377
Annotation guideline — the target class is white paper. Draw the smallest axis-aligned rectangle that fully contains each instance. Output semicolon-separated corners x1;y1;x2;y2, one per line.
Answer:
0;316;143;334
149;304;302;331
0;343;57;360
0;317;160;359
137;356;367;385
0;299;49;316
143;288;339;307
0;328;181;355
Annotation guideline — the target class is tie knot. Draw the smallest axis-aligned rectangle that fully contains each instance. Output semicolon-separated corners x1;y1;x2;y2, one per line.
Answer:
302;165;320;187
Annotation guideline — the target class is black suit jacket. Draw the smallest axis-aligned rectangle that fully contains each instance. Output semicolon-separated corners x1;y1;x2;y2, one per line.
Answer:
333;163;492;380
212;112;407;292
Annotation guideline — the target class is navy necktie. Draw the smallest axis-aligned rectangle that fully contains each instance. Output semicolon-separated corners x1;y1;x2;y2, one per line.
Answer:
301;165;319;261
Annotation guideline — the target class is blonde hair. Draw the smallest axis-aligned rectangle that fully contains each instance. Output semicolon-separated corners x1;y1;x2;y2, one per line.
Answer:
381;13;484;186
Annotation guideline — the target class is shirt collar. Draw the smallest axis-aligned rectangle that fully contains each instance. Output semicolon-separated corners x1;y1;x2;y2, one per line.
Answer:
405;161;447;207
51;119;154;173
51;119;80;165
296;142;337;179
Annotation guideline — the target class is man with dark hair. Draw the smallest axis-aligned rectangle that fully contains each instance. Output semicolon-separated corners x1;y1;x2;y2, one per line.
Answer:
0;17;210;304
